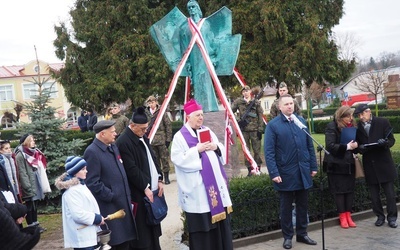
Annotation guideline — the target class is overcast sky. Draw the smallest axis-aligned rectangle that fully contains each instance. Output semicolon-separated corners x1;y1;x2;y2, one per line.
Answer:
0;0;399;66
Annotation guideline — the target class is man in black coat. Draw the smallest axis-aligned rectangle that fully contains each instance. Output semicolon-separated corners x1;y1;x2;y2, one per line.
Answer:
84;120;138;249
116;106;164;250
355;104;398;228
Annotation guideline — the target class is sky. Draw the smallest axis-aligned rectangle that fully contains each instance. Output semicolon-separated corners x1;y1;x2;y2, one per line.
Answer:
0;0;399;66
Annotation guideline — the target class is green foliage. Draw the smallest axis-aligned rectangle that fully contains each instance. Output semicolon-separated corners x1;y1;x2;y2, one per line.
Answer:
53;0;355;111
16;77;86;199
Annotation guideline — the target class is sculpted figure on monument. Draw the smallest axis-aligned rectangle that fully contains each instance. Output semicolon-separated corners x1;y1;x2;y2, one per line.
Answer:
150;0;241;112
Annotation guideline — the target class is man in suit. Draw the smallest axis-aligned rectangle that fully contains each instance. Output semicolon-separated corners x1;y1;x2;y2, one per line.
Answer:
264;94;318;249
354;104;398;228
84;120;137;249
116;107;164;250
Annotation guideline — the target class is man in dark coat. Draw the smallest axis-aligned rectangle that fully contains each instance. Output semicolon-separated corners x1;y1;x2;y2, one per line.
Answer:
355;104;398;228
116;106;164;250
84;120;138;249
264;94;318;249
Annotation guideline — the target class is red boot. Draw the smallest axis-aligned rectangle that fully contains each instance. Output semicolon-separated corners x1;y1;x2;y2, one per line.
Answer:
339;213;349;229
346;212;357;227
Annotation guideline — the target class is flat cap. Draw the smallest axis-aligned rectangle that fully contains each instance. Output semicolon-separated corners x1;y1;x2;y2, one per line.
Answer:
93;120;116;134
353;104;370;116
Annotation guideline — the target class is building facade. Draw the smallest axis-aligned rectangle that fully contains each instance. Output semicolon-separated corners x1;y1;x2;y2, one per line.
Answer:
0;60;78;128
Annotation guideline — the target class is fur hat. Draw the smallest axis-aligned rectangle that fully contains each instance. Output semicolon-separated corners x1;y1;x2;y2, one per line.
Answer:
184;99;202;115
132;106;148;124
65;156;87;176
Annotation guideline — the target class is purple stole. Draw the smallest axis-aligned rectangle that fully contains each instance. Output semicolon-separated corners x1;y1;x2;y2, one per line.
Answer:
180;125;228;223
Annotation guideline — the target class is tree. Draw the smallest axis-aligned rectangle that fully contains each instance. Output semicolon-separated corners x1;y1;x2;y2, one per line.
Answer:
53;0;355;110
17;56;86;200
353;68;390;115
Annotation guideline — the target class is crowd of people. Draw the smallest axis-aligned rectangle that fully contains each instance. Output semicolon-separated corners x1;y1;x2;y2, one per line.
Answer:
1;81;398;250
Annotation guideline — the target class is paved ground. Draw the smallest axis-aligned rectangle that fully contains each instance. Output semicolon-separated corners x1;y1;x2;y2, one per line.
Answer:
235;215;400;250
34;168;400;250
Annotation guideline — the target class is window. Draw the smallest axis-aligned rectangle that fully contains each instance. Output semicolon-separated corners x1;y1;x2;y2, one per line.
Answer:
23;82;58;99
0;85;14;101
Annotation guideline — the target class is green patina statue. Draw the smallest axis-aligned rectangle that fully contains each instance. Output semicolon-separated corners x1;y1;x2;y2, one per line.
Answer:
150;0;241;112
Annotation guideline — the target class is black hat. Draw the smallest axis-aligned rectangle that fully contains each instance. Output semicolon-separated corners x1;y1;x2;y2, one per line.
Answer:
132;107;148;124
353;104;369;116
65;156;87;176
93;120;116;133
19;133;30;144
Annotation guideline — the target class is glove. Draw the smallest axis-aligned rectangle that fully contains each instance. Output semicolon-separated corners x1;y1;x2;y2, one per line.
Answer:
257;131;263;140
377;138;388;147
165;141;170;148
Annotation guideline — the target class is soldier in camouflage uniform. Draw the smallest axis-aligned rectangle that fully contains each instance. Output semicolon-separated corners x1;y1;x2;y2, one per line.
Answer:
270;82;301;119
232;86;265;176
145;96;173;184
110;102;130;136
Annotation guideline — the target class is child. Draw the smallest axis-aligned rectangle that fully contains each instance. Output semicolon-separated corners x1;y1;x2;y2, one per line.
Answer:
55;156;105;250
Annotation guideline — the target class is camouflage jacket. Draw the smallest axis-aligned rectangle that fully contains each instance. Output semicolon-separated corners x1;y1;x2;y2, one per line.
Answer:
232;97;264;132
145;106;172;146
111;113;130;135
269;98;301;119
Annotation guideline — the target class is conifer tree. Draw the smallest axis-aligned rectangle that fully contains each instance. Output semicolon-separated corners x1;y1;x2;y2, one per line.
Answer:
17;66;85;199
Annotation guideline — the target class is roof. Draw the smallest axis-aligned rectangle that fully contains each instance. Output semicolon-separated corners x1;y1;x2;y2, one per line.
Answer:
0;62;65;78
339;66;400;90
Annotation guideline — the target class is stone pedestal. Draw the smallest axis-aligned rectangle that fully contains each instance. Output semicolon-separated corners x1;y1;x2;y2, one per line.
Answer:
385;74;400;109
203;111;241;179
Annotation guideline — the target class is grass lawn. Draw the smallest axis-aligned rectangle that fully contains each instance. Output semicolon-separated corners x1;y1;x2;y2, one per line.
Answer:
312;133;400;152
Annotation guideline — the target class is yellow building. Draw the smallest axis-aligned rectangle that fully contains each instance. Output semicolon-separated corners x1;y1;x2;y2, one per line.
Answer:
0;60;79;128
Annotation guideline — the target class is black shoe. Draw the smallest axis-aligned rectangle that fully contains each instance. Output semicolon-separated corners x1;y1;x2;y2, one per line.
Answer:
388;221;398;228
38;226;46;234
375;218;385;227
296;235;317;245
283;239;292;249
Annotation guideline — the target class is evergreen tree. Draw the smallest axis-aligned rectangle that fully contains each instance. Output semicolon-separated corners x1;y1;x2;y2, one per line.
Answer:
17;75;86;199
54;0;355;109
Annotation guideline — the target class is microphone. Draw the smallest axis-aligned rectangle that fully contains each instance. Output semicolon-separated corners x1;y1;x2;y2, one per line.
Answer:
290;114;307;130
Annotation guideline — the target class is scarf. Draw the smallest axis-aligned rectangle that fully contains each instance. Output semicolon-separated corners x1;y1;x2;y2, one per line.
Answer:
180;125;229;223
20;147;51;193
1;153;19;195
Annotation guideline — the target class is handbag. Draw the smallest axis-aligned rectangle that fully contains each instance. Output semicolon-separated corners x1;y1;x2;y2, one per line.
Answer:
354;154;365;178
143;190;168;225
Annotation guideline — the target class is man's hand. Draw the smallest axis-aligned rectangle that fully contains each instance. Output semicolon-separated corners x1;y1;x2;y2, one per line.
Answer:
311;171;317;177
377;138;388;147
272;176;282;183
197;142;217;152
144;188;153;203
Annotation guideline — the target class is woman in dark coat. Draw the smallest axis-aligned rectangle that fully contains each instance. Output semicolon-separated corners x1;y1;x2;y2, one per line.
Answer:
323;106;358;229
0;194;40;250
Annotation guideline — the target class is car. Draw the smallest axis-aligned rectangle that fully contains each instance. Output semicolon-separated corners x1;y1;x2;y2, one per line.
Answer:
367;99;383;105
312;103;330;109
